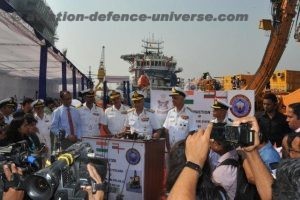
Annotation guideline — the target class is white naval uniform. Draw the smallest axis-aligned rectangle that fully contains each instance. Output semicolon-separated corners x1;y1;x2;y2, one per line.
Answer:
163;105;197;148
103;104;130;135
125;108;161;136
0;111;13;124
79;103;105;137
34;113;52;157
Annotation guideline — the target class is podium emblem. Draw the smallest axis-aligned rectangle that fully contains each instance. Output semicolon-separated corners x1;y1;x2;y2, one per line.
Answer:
126;148;141;165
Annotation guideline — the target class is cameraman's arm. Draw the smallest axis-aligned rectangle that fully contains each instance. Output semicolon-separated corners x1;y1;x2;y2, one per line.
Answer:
168;124;212;200
234;116;273;200
83;163;104;200
2;164;24;200
242;158;255;184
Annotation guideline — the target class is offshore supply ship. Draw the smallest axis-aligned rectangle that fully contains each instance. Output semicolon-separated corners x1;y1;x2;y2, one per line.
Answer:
121;38;183;93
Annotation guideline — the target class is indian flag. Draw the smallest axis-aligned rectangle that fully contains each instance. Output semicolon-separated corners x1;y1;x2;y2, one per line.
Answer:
184;90;194;104
96;140;108;153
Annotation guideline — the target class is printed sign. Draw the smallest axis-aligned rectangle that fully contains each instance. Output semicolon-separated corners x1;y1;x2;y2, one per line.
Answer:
82;137;145;200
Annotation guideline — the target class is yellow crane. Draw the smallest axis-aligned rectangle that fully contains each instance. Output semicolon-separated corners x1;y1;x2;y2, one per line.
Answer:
95;46;106;91
245;0;300;97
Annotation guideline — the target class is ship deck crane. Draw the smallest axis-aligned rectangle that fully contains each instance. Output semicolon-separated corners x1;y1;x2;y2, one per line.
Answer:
245;0;300;97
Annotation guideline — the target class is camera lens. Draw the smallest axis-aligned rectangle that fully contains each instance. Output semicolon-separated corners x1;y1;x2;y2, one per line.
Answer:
26;175;52;200
34;177;49;192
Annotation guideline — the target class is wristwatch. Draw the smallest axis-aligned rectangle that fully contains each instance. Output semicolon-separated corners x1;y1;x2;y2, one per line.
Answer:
185;161;202;176
92;181;107;193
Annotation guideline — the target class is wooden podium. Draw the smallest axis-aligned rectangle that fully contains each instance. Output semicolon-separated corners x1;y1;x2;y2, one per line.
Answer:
82;136;165;200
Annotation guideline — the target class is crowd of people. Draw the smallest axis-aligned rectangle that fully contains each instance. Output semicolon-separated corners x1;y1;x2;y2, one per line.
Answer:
0;87;299;200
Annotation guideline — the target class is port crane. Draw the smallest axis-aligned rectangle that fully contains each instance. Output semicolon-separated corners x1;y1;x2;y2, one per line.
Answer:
245;0;300;97
95;46;106;91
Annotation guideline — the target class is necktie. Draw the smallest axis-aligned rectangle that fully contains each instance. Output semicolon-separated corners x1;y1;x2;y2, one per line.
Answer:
67;107;75;136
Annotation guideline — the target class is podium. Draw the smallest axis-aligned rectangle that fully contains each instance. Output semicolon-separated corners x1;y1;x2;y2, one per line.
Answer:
82;136;165;200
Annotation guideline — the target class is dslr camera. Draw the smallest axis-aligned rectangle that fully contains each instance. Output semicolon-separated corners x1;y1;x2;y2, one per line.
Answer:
211;122;255;147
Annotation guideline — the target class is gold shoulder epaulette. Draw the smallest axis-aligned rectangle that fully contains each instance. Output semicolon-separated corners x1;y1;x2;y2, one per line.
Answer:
127;108;135;113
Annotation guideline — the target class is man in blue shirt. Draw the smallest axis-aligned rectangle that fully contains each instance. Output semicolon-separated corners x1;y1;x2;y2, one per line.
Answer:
51;91;82;149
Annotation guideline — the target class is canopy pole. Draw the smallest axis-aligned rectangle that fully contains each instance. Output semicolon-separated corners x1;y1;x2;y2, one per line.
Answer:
62;61;67;91
126;81;131;107
38;45;48;99
81;76;85;90
72;67;77;99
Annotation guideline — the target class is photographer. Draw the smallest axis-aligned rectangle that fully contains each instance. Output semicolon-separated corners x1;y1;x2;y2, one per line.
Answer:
168;117;273;200
232;117;273;200
2;163;24;200
210;131;238;199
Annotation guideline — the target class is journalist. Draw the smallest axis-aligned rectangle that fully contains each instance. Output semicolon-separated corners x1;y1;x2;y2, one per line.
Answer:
168;116;273;200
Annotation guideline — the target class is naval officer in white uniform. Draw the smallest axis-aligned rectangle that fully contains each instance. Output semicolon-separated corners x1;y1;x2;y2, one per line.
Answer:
163;87;197;151
103;90;130;136
125;91;161;139
79;89;105;137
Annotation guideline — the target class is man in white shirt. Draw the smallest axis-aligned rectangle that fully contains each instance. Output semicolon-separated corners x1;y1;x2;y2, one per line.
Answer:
79;89;105;137
125;91;161;139
103;90;129;136
0;98;16;124
163;87;197;151
32;99;52;157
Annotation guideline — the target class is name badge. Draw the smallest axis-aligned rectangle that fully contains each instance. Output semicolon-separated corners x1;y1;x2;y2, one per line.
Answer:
181;115;189;120
93;113;100;116
141;117;149;122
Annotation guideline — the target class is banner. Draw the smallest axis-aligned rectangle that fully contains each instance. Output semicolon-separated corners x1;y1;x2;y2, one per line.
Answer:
150;90;254;128
82;137;145;200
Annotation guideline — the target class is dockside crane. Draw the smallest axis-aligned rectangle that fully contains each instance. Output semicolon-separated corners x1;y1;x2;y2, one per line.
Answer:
246;0;300;97
95;46;106;91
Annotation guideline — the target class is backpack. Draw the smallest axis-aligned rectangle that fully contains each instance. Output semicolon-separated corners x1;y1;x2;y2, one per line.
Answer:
219;157;260;200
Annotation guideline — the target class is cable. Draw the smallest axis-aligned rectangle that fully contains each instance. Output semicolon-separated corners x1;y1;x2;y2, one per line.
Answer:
117;139;137;200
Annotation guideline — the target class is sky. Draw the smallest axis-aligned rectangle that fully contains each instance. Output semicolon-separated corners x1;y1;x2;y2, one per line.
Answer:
46;0;299;83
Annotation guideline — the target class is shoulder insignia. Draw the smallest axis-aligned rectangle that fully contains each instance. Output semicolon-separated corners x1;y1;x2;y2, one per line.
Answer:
146;108;155;113
126;108;135;113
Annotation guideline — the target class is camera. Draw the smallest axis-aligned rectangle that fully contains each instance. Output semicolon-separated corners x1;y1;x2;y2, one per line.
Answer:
0;140;42;174
211;123;255;147
25;142;108;200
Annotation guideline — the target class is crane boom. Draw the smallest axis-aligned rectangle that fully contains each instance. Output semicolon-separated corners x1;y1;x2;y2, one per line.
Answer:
246;0;299;96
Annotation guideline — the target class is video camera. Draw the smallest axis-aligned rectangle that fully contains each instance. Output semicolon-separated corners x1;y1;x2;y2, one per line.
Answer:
0;140;42;174
211;123;255;147
0;140;42;196
24;142;108;200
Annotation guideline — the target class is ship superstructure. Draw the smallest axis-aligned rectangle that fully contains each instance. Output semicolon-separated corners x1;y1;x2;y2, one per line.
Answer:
121;38;183;90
